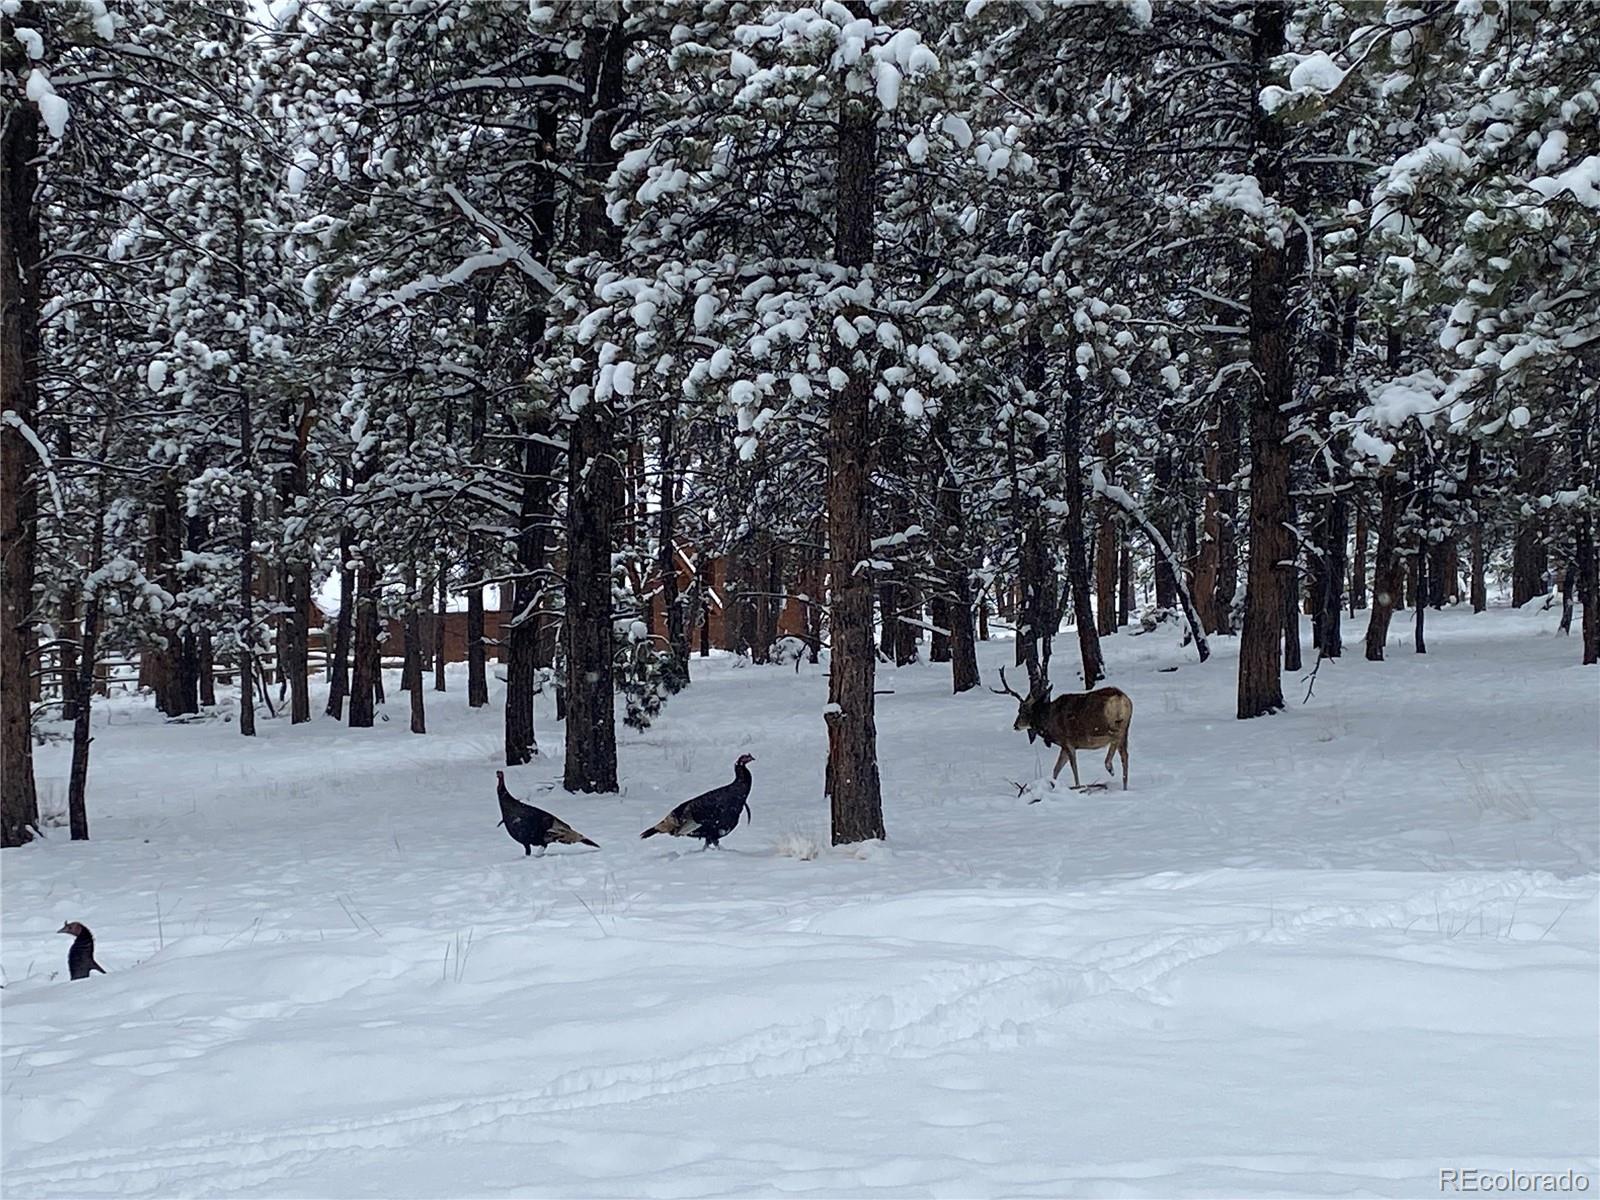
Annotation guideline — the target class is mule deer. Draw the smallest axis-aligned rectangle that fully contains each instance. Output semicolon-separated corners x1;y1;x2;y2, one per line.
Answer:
994;667;1133;790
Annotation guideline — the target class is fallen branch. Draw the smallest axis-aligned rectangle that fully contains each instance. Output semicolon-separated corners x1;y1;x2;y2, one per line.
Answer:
1091;465;1211;663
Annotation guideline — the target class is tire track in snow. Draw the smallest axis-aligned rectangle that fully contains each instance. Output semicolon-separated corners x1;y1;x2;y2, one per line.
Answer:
2;872;1571;1197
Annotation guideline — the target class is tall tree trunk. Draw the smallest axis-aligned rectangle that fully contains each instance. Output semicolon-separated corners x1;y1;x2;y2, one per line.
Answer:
1237;0;1293;719
404;565;425;735
1281;489;1302;673
657;412;688;685
433;557;448;691
1153;435;1178;610
698;552;713;657
1350;501;1368;612
238;426;256;737
1063;367;1105;686
1512;439;1550;605
65;408;118;842
1315;493;1347;657
58;587;80;723
505;97;559;766
326;519;354;719
1414;464;1430;655
1012;331;1055;681
1118;541;1134;625
563;22;625;794
146;477;196;716
1212;395;1242;633
1579;515;1598;666
1094;428;1119;635
281;398;312;724
349;545;378;728
1364;473;1402;660
929;595;950;662
198;631;216;706
931;414;980;693
507;431;554;765
1;83;42;845
1465;442;1486;612
826;56;885;844
1194;411;1224;632
230;146;257;738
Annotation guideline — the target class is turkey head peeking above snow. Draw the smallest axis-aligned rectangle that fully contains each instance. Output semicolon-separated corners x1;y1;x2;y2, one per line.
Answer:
495;771;600;856
640;754;754;849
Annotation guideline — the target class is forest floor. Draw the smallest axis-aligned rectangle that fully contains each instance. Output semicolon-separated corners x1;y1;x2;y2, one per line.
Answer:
3;605;1597;1198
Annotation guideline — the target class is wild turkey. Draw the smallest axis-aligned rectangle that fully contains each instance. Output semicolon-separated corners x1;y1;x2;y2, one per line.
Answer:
58;922;105;980
640;754;754;849
495;771;600;856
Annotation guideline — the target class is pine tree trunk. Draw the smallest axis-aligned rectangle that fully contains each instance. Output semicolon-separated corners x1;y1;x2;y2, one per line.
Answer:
826;61;885;845
1194;415;1223;632
877;576;896;661
929;595;950;662
657;413;688;684
238;421;256;738
505;110;559;764
1;90;41;845
326;523;354;719
68;582;103;843
1281;489;1302;673
507;430;554;766
1315;493;1346;657
1094;429;1119;635
769;546;789;659
1236;0;1293;720
198;630;216;707
65;409;119;842
931;416;980;692
1120;540;1132;624
698;552;713;657
562;22;625;793
562;397;618;789
1350;501;1369;612
1063;367;1105;686
59;587;80;723
1579;514;1598;665
1153;442;1178;610
1212;395;1242;633
404;572;425;735
147;478;197;716
190;397;215;705
433;558;448;691
1414;493;1429;655
1513;439;1550;605
349;549;378;729
1464;442;1486;612
1364;473;1402;660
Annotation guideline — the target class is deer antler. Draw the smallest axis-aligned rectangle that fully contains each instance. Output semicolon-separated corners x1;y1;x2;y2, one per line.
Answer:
990;665;1026;701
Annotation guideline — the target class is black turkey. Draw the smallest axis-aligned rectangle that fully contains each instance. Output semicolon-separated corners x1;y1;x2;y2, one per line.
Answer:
640;754;754;849
496;771;600;856
58;922;106;980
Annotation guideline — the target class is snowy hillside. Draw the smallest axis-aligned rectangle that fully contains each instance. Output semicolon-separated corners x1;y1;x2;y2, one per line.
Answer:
3;608;1596;1198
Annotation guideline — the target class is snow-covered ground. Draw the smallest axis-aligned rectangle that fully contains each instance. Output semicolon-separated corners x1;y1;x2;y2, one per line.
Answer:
4;607;1597;1198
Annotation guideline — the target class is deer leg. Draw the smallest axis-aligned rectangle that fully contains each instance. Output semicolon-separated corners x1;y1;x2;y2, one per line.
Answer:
1103;743;1116;775
1118;733;1130;791
1052;745;1081;788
